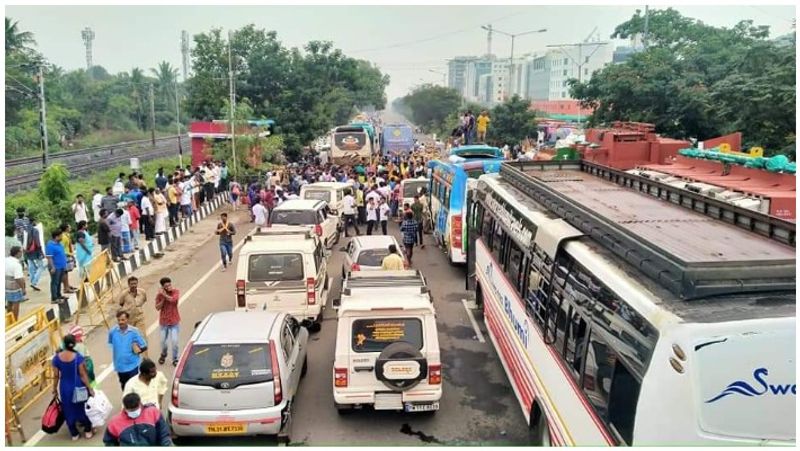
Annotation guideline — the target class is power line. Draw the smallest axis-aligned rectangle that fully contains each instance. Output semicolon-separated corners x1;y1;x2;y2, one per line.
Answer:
348;10;529;54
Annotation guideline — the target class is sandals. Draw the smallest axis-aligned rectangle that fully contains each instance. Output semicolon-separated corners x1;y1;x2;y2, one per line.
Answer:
158;355;166;365
172;359;179;366
84;430;94;439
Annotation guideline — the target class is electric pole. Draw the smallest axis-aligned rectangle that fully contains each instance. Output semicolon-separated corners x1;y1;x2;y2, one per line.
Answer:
228;30;237;178
37;65;49;169
181;30;190;81
81;27;95;76
643;5;650;49
149;83;156;146
485;24;493;56
175;82;183;167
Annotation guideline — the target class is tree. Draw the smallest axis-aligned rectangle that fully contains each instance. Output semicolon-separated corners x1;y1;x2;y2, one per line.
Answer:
570;8;796;157
151;61;180;111
489;95;538;147
5;18;36;54
401;85;462;135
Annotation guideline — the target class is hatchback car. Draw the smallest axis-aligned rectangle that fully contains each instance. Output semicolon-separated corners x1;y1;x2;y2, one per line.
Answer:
341;235;405;278
166;311;308;439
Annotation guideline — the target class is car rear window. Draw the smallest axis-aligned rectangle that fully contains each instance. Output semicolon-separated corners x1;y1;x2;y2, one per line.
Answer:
303;190;331;203
403;182;427;198
248;253;304;281
271;210;317;226
179;343;272;389
351;318;423;353
357;248;390;266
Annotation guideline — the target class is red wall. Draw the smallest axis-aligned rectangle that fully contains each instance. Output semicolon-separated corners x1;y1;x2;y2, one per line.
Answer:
532;100;594;116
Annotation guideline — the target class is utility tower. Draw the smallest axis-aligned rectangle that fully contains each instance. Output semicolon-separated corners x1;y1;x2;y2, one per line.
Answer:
81;27;95;73
181;30;190;81
484;24;493;56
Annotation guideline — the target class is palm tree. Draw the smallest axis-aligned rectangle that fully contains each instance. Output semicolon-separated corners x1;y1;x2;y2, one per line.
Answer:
150;61;179;111
5;18;36;54
130;67;146;129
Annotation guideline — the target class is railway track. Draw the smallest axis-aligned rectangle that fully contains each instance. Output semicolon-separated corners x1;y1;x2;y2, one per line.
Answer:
6;136;190;193
6;135;183;168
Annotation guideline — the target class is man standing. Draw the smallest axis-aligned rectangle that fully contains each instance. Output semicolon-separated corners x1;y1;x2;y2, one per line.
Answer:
109;310;148;389
103;393;172;446
216;213;236;272
6;246;28;320
166;177;179;228
179;176;194;220
252;199;269;227
71;194;89;225
365;198;378;235
119;276;148;332
154;168;168;191
108;209;124;262
91;189;103;223
355;184;366;225
13;207;29;249
378;197;391;235
140;189;155;241
400;211;419;265
219;162;229;193
155;277;180;366
96;209;111;253
342;189;360;237
127;200;141;251
102;186;119;214
75;222;94;281
45;229;68;303
123;359;168;410
25;215;45;292
476;110;491;143
380;244;405;270
411;195;426;249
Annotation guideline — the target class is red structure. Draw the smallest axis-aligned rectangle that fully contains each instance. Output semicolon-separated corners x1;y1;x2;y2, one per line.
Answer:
580;122;690;170
188;121;231;168
531;100;594;117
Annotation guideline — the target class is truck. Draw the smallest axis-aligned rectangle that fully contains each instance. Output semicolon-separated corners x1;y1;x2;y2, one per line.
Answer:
381;124;415;157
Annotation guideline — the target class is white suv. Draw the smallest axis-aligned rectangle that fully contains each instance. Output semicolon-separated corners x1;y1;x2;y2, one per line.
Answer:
271;199;340;249
333;271;441;414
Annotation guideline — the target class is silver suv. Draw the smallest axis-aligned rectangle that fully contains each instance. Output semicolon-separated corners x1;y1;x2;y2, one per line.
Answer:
166;311;308;439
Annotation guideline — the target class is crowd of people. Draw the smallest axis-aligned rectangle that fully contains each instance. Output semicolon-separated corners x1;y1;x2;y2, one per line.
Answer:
5;159;230;319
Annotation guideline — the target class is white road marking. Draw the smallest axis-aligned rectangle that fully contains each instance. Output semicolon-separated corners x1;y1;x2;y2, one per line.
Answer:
24;238;247;447
461;298;486;343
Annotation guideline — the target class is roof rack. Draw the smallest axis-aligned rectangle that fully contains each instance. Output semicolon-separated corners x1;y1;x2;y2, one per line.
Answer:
500;161;796;299
342;270;428;295
245;227;314;241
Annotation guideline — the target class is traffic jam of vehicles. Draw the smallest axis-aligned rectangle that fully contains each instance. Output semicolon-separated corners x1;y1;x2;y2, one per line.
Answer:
169;116;795;446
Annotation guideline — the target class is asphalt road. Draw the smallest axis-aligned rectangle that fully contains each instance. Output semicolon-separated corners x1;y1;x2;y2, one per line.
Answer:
19;209;529;446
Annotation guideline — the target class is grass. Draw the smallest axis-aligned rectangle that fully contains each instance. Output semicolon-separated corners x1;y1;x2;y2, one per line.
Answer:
5;128;176;159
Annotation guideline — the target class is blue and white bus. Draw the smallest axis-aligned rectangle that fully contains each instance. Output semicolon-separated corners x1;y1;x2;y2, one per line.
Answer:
427;153;503;264
449;144;504;159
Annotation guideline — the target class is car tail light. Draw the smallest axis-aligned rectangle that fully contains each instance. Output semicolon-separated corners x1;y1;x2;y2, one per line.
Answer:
583;374;596;391
236;279;246;308
171;342;193;407
351;263;361;271
334;367;348;387
306;277;316;305
269;340;282;405
428;364;442;385
452;215;463;249
314;224;323;236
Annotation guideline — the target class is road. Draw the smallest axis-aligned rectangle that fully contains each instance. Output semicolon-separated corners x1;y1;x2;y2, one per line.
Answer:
20;208;529;446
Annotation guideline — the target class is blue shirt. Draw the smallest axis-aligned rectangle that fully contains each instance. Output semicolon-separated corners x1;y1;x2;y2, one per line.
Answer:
45;240;67;270
108;326;147;373
400;220;419;246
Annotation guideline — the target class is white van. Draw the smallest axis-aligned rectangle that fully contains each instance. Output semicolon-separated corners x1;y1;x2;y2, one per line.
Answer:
235;227;333;329
270;199;340;249
300;182;351;217
333;271;441;414
400;177;428;209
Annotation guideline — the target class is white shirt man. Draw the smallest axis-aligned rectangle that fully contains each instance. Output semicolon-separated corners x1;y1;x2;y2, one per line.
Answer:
140;195;154;217
180;180;193;206
92;192;103;222
342;193;356;216
366;189;382;204
252;202;269;226
212;164;221;189
378;185;392;201
72;198;89;224
378;201;391;222
366;200;378;222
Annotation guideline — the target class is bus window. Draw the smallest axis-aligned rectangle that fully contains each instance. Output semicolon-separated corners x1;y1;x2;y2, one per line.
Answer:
564;308;588;379
482;216;494;248
505;242;524;291
491;222;505;262
608;360;640;445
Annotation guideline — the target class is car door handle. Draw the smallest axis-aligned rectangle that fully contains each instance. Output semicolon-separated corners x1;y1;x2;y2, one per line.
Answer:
354;366;374;372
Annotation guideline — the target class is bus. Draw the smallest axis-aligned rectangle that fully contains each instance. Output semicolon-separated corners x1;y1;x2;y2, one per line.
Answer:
449;144;504;159
381;124;415;157
427;155;503;264
467;161;795;446
330;126;373;164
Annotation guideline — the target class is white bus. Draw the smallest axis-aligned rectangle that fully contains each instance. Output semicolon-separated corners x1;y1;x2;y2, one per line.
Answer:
330;126;373;164
467;166;796;446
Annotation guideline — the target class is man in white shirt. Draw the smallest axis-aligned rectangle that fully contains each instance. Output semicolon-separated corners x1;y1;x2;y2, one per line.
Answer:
140;192;155;240
366;187;382;204
378;198;391;235
252;199;269;227
212;163;222;192
71;194;89;225
342;190;360;237
91;189;103;222
5;246;27;319
378;182;392;201
179;179;193;219
123;359;168;409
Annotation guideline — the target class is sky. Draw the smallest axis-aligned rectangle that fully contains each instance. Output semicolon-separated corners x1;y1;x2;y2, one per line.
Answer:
5;4;797;102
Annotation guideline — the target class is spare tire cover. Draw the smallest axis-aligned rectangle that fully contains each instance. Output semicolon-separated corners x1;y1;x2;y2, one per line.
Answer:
375;341;428;391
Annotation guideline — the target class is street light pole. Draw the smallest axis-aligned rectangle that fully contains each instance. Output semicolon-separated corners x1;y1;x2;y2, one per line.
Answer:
37;65;49;169
483;27;547;99
228;30;237;179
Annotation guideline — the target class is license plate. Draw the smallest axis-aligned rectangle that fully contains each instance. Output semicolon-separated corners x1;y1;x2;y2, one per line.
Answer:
206;423;246;434
404;402;439;412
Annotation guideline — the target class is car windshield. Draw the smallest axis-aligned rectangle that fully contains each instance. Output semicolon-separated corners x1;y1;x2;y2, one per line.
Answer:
179;343;272;389
303;190;331;203
357;248;391;266
271;210;317;226
248;253;304;281
351;318;423;353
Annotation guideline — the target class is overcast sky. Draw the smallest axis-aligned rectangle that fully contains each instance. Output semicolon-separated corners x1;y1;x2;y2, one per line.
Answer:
6;4;796;101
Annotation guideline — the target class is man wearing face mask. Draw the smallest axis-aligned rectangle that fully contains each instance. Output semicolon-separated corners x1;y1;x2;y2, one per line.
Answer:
103;392;172;446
